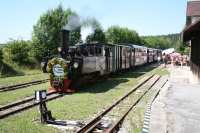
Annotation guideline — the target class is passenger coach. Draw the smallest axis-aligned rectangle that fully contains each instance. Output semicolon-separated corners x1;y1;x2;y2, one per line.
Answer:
71;42;161;76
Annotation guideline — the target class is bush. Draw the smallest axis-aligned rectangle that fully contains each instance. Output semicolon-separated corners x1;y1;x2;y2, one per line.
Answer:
0;48;3;62
5;40;32;65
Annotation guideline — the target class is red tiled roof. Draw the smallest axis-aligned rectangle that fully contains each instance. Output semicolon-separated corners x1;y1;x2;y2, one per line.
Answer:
187;1;200;16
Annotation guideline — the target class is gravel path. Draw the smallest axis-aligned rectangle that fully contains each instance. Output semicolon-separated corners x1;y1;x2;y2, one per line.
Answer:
149;66;200;133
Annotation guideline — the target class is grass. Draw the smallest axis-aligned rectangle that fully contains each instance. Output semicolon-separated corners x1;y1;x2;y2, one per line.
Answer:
0;71;48;87
0;69;49;106
0;109;58;133
0;60;42;78
0;62;22;78
0;82;49;106
123;83;157;133
122;68;169;133
0;64;169;133
154;67;169;76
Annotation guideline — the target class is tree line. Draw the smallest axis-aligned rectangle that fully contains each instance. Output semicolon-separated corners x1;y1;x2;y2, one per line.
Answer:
142;34;189;54
0;5;187;67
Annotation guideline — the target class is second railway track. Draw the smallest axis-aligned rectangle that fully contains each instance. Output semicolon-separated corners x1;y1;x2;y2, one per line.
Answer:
0;92;65;119
0;79;49;92
77;74;168;133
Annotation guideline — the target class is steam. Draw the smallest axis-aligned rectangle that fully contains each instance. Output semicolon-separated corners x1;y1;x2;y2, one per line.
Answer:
81;17;102;42
63;15;102;42
82;17;101;31
63;15;81;31
81;26;93;42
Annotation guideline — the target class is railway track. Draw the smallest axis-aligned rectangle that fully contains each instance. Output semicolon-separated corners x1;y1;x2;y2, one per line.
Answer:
77;74;167;133
0;79;49;92
0;92;65;119
0;74;155;120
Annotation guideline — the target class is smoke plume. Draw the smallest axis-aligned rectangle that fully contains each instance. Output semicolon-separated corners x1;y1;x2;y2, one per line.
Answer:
63;15;102;42
63;15;81;31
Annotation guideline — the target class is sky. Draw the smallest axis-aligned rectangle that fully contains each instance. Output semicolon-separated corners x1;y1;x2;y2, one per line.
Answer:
0;0;187;43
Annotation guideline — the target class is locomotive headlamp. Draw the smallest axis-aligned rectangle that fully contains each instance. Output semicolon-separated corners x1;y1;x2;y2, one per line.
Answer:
57;47;62;52
73;62;79;68
35;90;47;102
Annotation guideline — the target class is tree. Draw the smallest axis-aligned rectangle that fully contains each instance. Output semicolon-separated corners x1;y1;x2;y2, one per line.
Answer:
177;42;190;55
5;40;31;65
32;5;80;61
86;28;106;43
69;28;81;45
142;33;185;50
142;37;171;49
106;26;141;44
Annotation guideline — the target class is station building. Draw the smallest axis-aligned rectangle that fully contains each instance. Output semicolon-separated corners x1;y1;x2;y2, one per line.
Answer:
183;0;200;79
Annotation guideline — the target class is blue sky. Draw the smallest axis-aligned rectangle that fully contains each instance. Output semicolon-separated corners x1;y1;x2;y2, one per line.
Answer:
0;0;187;43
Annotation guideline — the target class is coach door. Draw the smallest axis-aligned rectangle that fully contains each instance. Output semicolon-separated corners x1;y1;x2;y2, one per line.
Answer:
105;47;110;72
147;49;150;63
131;48;135;68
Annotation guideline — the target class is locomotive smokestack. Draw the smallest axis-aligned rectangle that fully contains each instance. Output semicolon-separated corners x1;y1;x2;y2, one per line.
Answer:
61;29;70;59
60;15;80;58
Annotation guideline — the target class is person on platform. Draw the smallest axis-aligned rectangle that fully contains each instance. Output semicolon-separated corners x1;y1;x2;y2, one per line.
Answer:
157;55;161;65
162;53;167;67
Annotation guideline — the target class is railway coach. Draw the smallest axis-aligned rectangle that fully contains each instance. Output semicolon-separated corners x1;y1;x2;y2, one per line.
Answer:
71;42;154;76
130;44;148;66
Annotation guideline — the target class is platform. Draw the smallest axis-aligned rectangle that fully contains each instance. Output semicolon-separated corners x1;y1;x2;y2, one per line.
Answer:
149;66;200;133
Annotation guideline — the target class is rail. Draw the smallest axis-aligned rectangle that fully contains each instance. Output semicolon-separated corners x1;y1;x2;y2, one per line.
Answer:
77;74;160;133
0;79;49;92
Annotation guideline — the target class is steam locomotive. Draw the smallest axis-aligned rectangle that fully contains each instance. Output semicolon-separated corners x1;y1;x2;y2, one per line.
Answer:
42;29;162;93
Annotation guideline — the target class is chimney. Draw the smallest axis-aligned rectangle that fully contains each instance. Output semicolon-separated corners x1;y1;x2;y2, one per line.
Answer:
61;29;70;59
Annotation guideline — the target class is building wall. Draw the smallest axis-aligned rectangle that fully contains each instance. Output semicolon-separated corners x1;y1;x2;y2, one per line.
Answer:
186;15;200;26
186;1;200;26
190;34;200;79
192;16;200;24
184;1;200;80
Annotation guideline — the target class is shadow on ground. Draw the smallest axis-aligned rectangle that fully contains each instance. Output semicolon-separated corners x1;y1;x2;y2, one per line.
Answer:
0;62;23;77
77;63;158;94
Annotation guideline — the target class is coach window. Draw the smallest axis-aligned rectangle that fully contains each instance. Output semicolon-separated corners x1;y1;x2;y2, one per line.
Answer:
105;47;110;57
145;50;147;56
103;48;106;56
127;49;131;57
110;48;113;57
135;48;138;56
95;46;102;56
81;46;89;56
88;45;95;56
76;47;82;56
122;48;126;56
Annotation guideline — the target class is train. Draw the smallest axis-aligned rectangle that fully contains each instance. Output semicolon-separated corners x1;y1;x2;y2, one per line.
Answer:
71;43;161;75
42;29;162;93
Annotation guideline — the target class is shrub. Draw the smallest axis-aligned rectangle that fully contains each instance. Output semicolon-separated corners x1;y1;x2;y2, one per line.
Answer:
0;48;3;63
6;40;32;65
